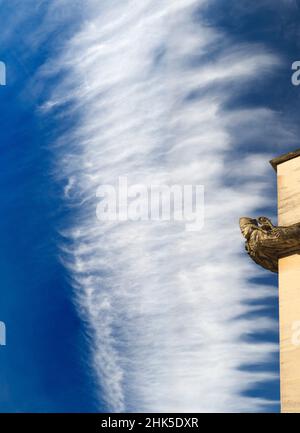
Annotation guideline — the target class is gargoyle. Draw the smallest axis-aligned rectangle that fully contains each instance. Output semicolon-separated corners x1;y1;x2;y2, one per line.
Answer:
239;216;300;273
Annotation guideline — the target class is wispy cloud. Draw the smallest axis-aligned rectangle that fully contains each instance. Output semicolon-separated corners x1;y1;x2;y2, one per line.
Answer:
43;0;295;412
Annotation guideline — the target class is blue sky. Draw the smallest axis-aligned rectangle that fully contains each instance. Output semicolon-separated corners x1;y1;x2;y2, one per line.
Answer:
0;2;99;412
1;0;300;413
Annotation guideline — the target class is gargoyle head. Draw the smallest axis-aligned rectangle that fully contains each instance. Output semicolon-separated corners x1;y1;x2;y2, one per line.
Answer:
257;216;274;231
239;217;258;240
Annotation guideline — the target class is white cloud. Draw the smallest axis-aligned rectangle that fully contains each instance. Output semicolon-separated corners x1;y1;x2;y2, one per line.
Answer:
47;0;293;412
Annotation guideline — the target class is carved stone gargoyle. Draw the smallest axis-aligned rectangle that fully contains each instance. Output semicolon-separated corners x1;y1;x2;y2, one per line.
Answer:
239;217;300;273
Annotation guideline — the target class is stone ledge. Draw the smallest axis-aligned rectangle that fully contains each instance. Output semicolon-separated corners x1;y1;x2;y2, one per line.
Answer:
270;148;300;172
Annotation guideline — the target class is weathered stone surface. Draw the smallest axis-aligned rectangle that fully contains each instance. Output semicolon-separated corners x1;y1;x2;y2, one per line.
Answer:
279;255;300;413
273;151;300;413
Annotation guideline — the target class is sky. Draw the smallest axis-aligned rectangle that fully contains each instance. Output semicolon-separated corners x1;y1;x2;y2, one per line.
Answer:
1;0;300;413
